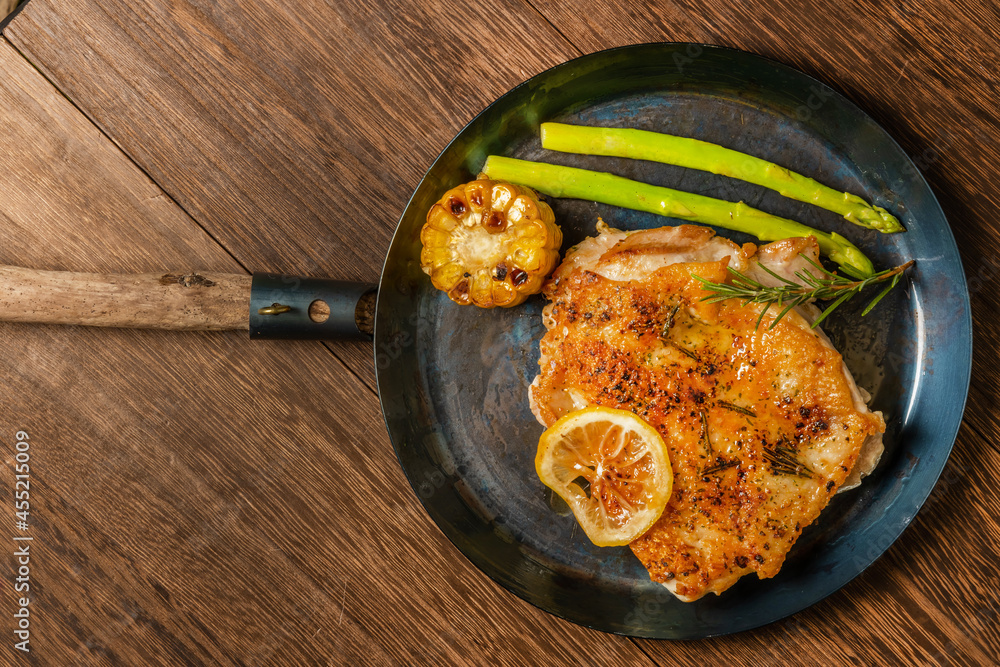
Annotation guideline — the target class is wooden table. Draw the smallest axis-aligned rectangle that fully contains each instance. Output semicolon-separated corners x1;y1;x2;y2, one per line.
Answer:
0;0;998;664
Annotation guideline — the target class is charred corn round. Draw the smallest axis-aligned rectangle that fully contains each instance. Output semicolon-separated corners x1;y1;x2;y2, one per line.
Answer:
420;176;562;307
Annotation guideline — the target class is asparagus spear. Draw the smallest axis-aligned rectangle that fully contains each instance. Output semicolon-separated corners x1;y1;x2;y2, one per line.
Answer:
540;122;905;234
481;155;875;278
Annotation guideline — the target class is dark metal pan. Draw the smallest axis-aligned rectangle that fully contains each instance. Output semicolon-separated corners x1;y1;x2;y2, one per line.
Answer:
2;43;971;638
373;43;970;638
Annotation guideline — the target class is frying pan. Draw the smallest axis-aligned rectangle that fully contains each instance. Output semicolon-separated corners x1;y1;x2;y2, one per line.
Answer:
2;44;971;638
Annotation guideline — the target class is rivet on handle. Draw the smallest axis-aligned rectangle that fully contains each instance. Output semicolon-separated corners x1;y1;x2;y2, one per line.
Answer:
258;303;292;315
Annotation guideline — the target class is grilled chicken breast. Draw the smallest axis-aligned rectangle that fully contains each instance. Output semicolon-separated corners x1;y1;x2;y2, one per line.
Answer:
530;223;885;602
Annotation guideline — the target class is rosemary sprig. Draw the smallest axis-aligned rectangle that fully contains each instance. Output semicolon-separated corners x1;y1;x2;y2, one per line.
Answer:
700;411;713;455
701;458;738;477
762;443;813;478
659;303;681;341
693;256;914;330
716;400;756;418
675;345;700;361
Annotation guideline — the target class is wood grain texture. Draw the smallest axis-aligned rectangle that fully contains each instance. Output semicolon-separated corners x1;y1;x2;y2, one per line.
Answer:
4;0;580;389
0;267;251;330
0;33;653;667
0;42;240;277
4;0;1000;664
0;325;654;666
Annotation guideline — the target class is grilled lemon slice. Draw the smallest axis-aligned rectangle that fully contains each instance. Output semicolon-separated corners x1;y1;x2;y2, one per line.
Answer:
536;406;673;547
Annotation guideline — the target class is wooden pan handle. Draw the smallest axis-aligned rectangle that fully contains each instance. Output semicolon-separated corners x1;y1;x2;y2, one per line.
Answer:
0;266;251;330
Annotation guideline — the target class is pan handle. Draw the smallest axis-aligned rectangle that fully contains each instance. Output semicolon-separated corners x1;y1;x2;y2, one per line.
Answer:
0;265;377;340
249;273;376;340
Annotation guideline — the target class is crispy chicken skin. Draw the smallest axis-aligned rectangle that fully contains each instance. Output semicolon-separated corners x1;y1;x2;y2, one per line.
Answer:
530;224;885;602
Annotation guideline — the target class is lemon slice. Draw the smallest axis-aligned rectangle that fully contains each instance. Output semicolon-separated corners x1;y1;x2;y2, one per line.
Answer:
535;406;673;547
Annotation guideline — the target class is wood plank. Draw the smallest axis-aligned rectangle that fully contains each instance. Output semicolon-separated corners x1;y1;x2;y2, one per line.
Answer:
0;37;653;666
4;0;581;390
529;0;711;46
0;43;237;276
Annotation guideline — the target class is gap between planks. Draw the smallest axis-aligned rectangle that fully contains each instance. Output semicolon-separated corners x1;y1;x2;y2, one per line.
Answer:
519;0;586;58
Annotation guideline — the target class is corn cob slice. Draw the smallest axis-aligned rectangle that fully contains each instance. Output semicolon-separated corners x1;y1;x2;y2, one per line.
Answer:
420;177;562;307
